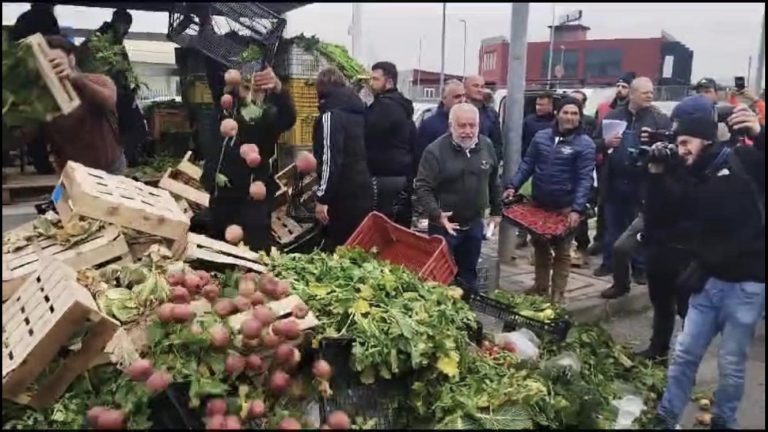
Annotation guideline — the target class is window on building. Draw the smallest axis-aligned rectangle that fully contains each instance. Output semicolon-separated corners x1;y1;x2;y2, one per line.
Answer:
424;87;435;99
584;48;623;79
541;49;579;79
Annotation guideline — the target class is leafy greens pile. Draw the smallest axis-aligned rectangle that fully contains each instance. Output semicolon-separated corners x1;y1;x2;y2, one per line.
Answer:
290;34;367;80
2;41;60;129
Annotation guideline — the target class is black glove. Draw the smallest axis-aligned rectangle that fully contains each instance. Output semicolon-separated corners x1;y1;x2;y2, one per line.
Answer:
648;142;677;163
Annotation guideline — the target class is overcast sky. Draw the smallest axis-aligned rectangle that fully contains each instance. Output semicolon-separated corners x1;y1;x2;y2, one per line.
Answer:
2;2;764;84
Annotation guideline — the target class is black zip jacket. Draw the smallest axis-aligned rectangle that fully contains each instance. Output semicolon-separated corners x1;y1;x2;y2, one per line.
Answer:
313;87;372;206
364;89;417;178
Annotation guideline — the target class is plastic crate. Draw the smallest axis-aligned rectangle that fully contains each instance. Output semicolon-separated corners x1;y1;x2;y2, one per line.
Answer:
318;337;408;430
476;253;499;293
149;382;204;430
286;78;318;112
345;212;457;285
287;171;318;224
502;200;574;241
282;114;317;146
466;293;572;343
184;79;213;105
167;3;286;68
282;225;323;254
275;44;332;80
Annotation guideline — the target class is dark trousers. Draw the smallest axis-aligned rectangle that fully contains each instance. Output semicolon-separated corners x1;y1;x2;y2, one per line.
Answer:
575;219;590;250
429;219;485;293
602;196;645;272
322;197;372;252
647;245;692;354
209;193;273;253
612;214;645;287
372;176;412;229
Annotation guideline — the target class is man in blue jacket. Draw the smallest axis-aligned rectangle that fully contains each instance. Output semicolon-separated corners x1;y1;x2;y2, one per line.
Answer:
415;81;466;162
503;97;596;304
465;75;504;161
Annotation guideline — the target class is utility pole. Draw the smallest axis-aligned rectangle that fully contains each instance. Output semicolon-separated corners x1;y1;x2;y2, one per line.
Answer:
417;38;423;99
498;2;529;265
546;3;556;83
439;3;447;100
460;19;468;77
755;11;765;94
747;55;752;88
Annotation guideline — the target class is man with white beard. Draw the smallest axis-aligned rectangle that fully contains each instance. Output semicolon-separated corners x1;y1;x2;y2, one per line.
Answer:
415;103;502;296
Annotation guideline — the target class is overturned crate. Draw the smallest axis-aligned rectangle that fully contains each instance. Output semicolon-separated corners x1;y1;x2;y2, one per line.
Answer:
53;161;190;241
22;33;81;116
158;151;210;210
272;206;316;249
2;222;131;301
2;258;120;408
185;233;267;273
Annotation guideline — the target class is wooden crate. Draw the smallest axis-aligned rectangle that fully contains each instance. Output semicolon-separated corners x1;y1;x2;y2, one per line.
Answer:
158;152;209;209
151;108;190;141
274;163;319;209
2;223;132;301
185;233;267;273
2;173;59;205
22;33;81;116
2;258;119;408
185;79;213;104
272;206;314;246
53;161;190;241
176;151;203;181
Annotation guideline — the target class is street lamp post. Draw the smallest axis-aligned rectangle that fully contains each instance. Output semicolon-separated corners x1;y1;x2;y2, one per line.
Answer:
558;45;565;89
460;19;468;77
439;3;446;100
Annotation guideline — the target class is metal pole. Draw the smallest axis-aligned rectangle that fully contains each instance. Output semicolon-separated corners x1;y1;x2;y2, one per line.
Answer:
546;3;556;83
460;19;468;77
558;45;565;89
747;55;752;88
417;38;422;99
755;12;765;94
439;3;447;100
498;2;530;264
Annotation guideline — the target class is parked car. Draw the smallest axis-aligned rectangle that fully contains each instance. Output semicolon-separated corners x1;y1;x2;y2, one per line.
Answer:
413;102;438;128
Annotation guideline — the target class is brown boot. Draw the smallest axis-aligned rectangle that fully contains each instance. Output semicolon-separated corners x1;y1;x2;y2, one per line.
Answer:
529;239;552;297
550;238;571;304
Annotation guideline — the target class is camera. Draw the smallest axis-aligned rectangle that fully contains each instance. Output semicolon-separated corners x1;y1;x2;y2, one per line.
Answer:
631;142;677;165
716;104;734;123
734;76;746;92
645;130;675;144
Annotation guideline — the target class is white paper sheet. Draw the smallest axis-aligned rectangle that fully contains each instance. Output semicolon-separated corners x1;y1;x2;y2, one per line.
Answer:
602;119;628;140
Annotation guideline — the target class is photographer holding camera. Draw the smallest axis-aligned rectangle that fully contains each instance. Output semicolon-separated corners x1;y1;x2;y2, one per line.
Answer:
650;96;764;430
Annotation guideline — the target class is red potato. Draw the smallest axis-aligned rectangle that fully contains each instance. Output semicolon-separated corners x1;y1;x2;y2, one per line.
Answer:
224;69;242;86
327;411;351;430
242;337;261;350
295;151;317;174
258;273;279;295
252;305;275;325
206;398;228;417
220;94;234;111
202;284;221;302
156;303;175;323
269;370;291;394
248;180;266;199
166;271;185;286
220;118;239;138
241;318;263;339
126;358;154;382
238;277;257;297
146;371;172;393
196;270;212;286
247;400;266;418
224;225;244;245
278;417;302;430
234;295;252;312
250;291;266;306
291;303;309;319
96;409;125;430
87;406;108;427
223;415;242;430
245;354;264;373
209;324;231;348
312;359;333;381
225;353;246;377
245;153;262;168
170;286;191;304
214;298;237;317
184;273;203;294
172;304;195;323
206;414;226;430
274;343;294;365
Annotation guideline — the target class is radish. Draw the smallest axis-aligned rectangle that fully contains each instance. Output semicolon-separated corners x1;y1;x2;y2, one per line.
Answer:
272;280;290;299
261;328;281;348
247;400;266;418
278;417;302;430
214;299;237;317
502;341;517;353
277;319;301;340
258;273;279;294
312;360;332;381
146;371;172;393
220;119;239;138
225;353;246;377
206;414;225;430
242;337;261;350
242;272;258;281
156;303;175;323
252;305;275;325
295;151;317;174
166;271;185;286
224;69;242;86
96;409;125;430
224;225;244;245
220;94;234;111
250;291;266;306
238;277;257;297
202;284;220;302
223;415;242;430
245;152;262;168
172;304;195;323
269;370;291;394
239;143;259;159
234;295;252;312
206;398;227;417
170;286;191;304
241;319;263;339
291;303;309;319
246;354;264;373
126;358;153;381
248;181;266;200
274;343;294;365
209;324;230;348
190;323;204;336
327;411;351;430
196;270;212;286
184;273;203;294
87;406;107;426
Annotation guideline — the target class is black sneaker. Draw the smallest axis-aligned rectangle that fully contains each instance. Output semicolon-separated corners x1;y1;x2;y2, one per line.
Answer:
600;284;630;299
593;265;612;277
632;272;647;285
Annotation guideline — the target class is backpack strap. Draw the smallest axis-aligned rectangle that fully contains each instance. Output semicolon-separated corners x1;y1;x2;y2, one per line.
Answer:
727;151;765;227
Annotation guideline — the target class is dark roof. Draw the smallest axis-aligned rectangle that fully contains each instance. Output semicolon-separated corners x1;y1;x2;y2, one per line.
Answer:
53;2;310;16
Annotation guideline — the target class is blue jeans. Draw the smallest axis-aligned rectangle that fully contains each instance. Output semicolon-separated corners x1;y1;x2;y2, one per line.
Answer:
602;197;644;273
429;219;484;293
657;277;766;429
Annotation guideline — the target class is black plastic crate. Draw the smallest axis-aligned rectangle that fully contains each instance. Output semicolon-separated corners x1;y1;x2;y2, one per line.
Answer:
282;225;323;254
467;293;572;343
167;3;286;68
317;337;408;430
149;382;205;430
476;253;499;294
287;172;317;224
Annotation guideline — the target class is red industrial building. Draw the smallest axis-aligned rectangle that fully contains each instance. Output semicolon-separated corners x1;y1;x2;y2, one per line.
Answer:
479;23;693;90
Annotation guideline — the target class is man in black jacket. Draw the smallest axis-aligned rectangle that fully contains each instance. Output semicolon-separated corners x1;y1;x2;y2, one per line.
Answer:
465;75;504;161
365;61;417;228
652;96;764;430
415;103;502;295
314;67;373;251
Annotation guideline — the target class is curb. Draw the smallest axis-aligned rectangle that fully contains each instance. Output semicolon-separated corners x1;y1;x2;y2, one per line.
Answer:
565;284;652;324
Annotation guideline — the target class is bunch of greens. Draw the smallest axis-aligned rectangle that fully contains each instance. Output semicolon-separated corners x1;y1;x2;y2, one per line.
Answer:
2;214;105;254
240;44;264;64
78;32;143;92
2;41;61;129
268;248;475;383
124;155;182;181
291;34;366;80
489;290;568;323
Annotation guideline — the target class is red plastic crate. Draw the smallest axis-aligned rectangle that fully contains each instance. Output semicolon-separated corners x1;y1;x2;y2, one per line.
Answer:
502;202;571;240
344;212;457;285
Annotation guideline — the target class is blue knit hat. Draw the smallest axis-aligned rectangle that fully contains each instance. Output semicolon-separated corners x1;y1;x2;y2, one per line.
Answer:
671;95;718;142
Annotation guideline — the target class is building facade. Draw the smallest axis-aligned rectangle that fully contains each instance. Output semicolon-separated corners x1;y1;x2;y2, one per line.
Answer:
397;69;465;102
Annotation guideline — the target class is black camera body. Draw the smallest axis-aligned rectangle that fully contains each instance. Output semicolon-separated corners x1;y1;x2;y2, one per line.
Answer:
716;104;749;137
645;130;676;144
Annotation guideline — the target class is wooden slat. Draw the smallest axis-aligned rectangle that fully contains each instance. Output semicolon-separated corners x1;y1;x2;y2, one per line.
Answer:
158;168;210;208
185;233;266;273
22;33;81;116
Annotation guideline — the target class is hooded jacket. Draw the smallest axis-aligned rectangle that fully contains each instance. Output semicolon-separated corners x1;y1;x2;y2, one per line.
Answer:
365;88;417;178
313;86;372;206
477;102;504;162
522;112;555;157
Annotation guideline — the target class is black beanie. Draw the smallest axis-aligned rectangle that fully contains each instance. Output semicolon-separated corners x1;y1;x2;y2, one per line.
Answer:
556;96;584;117
617;72;636;86
671;95;718;142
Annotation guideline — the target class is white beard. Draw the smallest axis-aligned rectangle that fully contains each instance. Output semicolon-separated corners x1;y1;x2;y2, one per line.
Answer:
454;136;478;149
